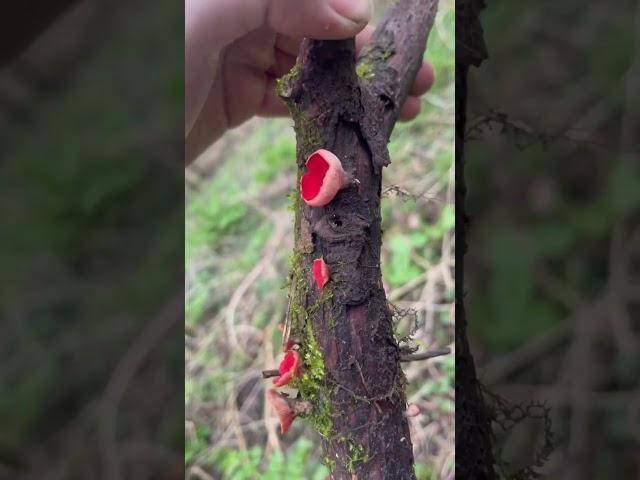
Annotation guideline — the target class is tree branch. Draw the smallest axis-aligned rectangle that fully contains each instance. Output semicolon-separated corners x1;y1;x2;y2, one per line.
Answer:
359;0;438;134
356;0;438;171
276;1;439;478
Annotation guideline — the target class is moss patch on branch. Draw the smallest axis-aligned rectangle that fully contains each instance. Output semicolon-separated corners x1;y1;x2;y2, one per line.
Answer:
296;319;333;439
356;44;394;82
286;249;334;440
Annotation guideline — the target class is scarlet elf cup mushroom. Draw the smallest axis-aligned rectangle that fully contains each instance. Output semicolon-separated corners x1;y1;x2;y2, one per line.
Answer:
266;389;295;433
312;258;330;290
272;350;301;387
300;149;356;207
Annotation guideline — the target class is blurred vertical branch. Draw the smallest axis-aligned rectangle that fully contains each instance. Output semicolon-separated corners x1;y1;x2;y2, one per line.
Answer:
455;0;496;479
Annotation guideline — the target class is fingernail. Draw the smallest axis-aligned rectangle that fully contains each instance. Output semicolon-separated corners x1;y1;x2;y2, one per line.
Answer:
329;0;372;25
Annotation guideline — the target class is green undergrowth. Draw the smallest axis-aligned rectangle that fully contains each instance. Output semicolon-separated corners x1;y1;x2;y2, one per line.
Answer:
205;439;329;479
185;119;296;327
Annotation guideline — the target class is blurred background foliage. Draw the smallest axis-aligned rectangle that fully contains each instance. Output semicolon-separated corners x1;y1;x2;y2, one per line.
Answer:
0;1;183;477
466;0;640;478
185;0;454;478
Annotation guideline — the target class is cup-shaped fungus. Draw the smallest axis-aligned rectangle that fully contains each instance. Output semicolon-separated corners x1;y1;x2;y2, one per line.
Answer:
272;350;301;387
300;149;355;207
312;257;330;290
266;389;295;433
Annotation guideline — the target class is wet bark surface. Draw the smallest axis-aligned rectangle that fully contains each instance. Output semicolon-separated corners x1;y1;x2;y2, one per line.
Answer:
277;1;438;478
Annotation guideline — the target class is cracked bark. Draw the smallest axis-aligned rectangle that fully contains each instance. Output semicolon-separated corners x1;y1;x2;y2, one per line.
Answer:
277;1;438;478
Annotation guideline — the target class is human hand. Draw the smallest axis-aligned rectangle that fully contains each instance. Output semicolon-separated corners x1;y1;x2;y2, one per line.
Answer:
186;0;435;163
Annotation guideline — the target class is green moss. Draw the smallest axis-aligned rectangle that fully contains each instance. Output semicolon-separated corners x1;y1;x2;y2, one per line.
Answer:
285;250;367;471
328;316;337;330
286;187;300;213
323;456;336;472
285;246;335;440
294;291;334;439
345;441;369;473
356;61;375;80
275;63;301;98
293;110;323;157
276;63;324;156
330;436;369;473
356;44;395;82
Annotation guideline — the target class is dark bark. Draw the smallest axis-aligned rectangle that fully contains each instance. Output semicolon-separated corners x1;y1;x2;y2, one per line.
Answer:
276;1;437;478
455;1;496;478
1;1;80;66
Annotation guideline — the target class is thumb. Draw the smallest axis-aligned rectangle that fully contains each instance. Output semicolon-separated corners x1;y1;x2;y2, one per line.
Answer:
266;0;372;40
188;0;372;48
185;0;371;135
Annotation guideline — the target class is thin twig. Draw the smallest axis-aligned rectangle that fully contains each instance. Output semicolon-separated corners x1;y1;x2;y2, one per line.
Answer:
400;348;450;362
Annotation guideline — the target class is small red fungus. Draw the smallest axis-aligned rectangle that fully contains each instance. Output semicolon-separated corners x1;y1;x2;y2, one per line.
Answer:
312;257;330;290
272;350;301;387
266;389;295;433
300;149;355;207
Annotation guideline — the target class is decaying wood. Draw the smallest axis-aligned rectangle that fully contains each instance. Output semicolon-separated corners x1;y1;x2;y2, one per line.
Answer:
277;1;438;478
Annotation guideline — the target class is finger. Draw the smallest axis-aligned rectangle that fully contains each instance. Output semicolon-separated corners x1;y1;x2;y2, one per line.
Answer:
267;0;371;40
398;96;422;122
259;77;290;118
188;0;371;55
355;24;375;53
267;49;297;78
410;61;435;96
275;34;302;57
186;0;371;133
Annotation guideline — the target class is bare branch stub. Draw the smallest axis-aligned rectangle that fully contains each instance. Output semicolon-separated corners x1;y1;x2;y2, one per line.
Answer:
277;1;438;478
400;348;451;362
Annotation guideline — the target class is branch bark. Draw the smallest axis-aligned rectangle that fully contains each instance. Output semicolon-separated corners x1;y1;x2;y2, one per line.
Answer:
276;1;438;478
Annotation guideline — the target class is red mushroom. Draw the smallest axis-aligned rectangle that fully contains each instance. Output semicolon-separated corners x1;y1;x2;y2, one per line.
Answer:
266;389;295;433
300;149;355;207
312;257;330;290
272;350;302;387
